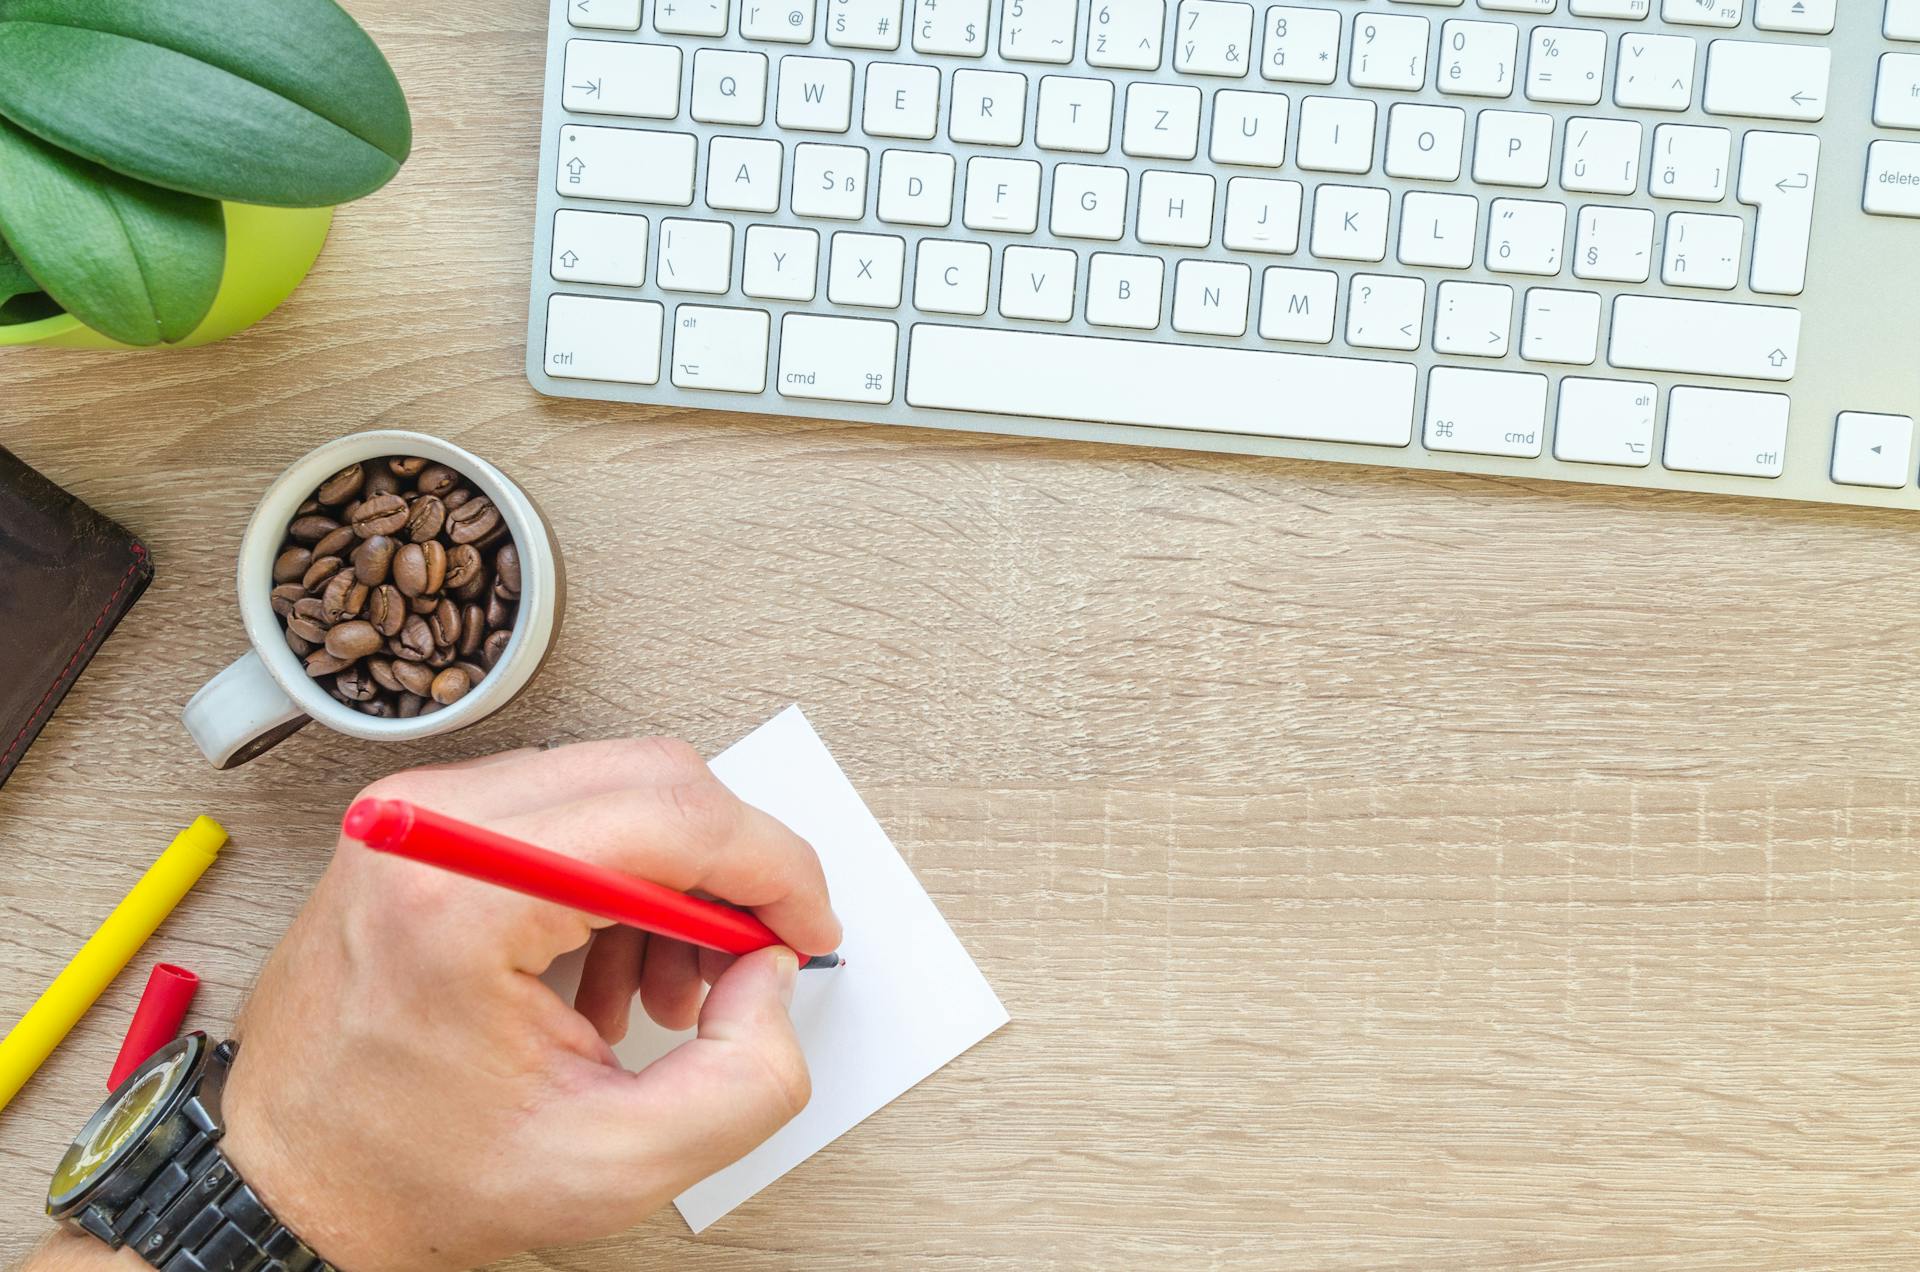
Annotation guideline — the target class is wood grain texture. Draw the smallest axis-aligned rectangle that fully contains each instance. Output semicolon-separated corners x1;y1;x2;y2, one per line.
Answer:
2;4;1918;1266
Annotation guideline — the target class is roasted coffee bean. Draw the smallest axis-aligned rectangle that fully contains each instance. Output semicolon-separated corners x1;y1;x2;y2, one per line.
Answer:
482;628;512;668
313;524;358;558
446;496;501;545
444;543;482;591
486;587;513;630
359;697;397;718
305;649;351;677
431;598;461;647
328;686;354;706
397;692;425;718
287;616;330;645
293;597;328;623
285;628;314;657
334;663;379;701
453;569;487;602
288;514;340;545
427;644;456;669
389;456;427;478
391;660;435;697
325;620;383;661
363;466;402;499
270;583;305;618
399;615;434;660
443;487;473;511
494;543;522;598
272;547;313;584
352;534;396;586
316;463;365;506
367;656;403;694
296;498;322;517
408;594;439;615
351;492;409;538
417;464;460;498
430;666;472;705
459;603;486;656
320;573;369;624
301;555;344;593
455;660;489;686
368;584;405;636
419;699;445;715
392;542;437;597
406;495;446;543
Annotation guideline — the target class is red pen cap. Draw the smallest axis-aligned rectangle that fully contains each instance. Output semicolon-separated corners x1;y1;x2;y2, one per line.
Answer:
108;963;199;1092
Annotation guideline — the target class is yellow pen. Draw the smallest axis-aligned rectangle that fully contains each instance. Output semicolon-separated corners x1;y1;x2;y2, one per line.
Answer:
0;816;226;1113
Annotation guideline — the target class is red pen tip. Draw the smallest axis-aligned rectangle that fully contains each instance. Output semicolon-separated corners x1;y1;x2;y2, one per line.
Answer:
342;797;407;848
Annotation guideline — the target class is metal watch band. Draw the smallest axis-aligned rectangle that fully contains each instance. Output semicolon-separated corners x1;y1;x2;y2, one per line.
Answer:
67;1097;333;1272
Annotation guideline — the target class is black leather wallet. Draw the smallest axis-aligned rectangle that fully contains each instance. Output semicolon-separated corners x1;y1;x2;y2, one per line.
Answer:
0;447;153;789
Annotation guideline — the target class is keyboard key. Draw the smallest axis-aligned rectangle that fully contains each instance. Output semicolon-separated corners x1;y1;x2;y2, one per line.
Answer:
1138;171;1216;246
1892;0;1920;40
1087;0;1166;69
1615;33;1695;111
656;218;733;293
1650;124;1730;202
877;149;955;225
904;325;1418;445
1086;253;1166;328
827;0;905;48
1486;197;1566;274
1310;184;1390;261
1864;140;1920;218
1036;76;1115;152
1439;20;1519;98
1519;287;1601;364
1349;13;1430;90
1050;163;1129;239
1875;55;1920;131
1001;0;1077;62
1423;366;1548;456
563;40;681;119
1663;386;1788;478
556;126;696;205
1573;205;1653;281
1609;296;1799;380
692;50;770;125
1525;26;1606;105
1660;212;1741;289
1172;260;1252;334
1480;0;1556;11
790;142;869;218
1174;0;1256;77
1262;6;1340;84
1703;40;1829;122
912;0;988;54
863;62;940;139
568;0;642;30
671;305;770;392
1258;267;1337;343
1123;83;1203;159
1554;377;1656;466
1662;0;1740;25
828;231;907;307
1398;191;1480;268
1000;245;1079;320
1223;177;1303;252
545;295;663;383
1473;110;1554;187
949;69;1028;145
1295;96;1376;173
706;137;784;212
914;238;991;313
1570;0;1651;14
1735;130;1818;295
1433;280;1513;357
1832;412;1916;489
778;313;899;402
1561;117;1640;195
1385;104;1466;181
742;225;819;299
777;57;855;132
655;0;728;35
962;156;1042;231
551;209;649;286
1346;274;1425;351
1209;90;1289;167
1753;0;1832;32
742;0;817;41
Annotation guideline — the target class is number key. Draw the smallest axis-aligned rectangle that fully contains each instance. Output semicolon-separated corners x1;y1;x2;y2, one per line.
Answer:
1261;5;1339;86
1174;0;1254;78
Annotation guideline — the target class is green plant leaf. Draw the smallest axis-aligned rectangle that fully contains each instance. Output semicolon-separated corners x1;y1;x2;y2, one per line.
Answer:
0;116;223;345
0;234;40;302
0;0;411;207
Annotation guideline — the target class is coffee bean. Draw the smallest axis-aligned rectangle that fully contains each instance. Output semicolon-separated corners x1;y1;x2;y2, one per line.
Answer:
305;649;351;677
453;569;487;602
482;628;512;668
417;464;460;498
352;534;397;586
325;620;383;661
392;659;435;697
399;615;434;661
419;699;445;715
359;697;396;718
446;496;502;545
321;573;369;624
389;456;427;478
486;587;513;630
459;603;486;656
442;543;480;591
421;541;447;592
408;594;439;615
443;487;473;511
397;692;426;718
406;495;446;543
427;645;456;669
494;543;521;598
285;628;314;657
367;656;403;694
293;596;328;623
368;584;405;637
431;598;461;647
430;666;472;705
316;463;365;506
351;492;409;538
301;555;344;593
286;616;329;644
363;466;402;499
273;547;313;584
288;514;340;545
455;660;489;686
334;663;379;701
296;497;322;517
270;583;305;618
313;524;358;558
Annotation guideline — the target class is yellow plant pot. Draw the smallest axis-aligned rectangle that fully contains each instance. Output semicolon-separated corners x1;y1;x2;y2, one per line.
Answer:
0;202;333;350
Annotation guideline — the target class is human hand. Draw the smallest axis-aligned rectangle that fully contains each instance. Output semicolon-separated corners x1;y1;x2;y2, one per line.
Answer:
215;739;842;1271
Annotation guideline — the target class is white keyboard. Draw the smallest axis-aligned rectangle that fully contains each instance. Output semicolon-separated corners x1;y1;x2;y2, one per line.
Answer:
527;0;1920;509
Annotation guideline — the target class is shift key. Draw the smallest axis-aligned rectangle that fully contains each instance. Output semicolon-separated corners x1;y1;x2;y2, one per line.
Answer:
1609;296;1801;382
777;314;898;403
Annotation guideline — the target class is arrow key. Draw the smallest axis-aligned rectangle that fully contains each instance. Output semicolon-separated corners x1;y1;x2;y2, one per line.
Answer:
552;209;649;286
1832;412;1916;489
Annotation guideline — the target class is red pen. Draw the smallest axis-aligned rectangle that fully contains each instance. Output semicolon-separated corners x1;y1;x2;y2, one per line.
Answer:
341;798;844;969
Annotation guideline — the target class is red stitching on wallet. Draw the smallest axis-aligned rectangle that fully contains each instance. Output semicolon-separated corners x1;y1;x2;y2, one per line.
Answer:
1;542;149;770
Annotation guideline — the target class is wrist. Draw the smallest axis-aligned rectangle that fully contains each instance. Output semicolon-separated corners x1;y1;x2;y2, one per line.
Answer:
23;1231;149;1272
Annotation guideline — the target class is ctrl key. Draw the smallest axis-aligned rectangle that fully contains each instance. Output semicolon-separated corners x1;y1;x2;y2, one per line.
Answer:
543;294;662;385
777;314;898;404
1662;386;1789;479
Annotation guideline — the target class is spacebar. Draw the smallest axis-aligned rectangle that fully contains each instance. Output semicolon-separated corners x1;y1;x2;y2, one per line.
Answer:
905;325;1417;447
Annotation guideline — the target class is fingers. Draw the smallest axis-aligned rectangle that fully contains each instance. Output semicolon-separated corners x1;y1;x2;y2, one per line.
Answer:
574;927;648;1044
640;937;705;1031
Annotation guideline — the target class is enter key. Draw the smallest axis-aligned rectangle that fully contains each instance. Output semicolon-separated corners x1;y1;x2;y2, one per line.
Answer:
1736;130;1819;296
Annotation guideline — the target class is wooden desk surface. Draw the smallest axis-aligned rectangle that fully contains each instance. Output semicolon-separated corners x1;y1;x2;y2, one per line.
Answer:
3;5;1918;1267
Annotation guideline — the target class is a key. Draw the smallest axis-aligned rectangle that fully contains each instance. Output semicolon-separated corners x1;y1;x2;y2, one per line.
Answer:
563;41;681;119
1736;130;1818;295
905;325;1418;444
962;156;1043;231
1703;40;1829;122
1832;413;1916;489
1123;83;1203;159
1753;0;1832;32
1295;96;1376;172
656;218;733;293
706;137;784;212
569;0;642;31
1893;0;1920;40
1875;54;1920;131
1660;212;1743;289
671;305;770;392
1175;0;1255;77
1615;33;1696;111
1480;0;1557;11
1519;287;1601;364
1650;124;1730;201
1473;110;1554;187
1865;140;1920;218
1087;0;1166;70
1001;0;1078;62
1262;6;1341;85
790;142;869;218
777;56;855;131
1486;198;1566;275
1172;260;1253;334
949;69;1028;145
1258;267;1338;343
914;238;992;313
654;0;728;36
545;295;663;383
1346;274;1425;351
828;231;907;307
742;225;819;299
556;126;696;205
1423;366;1548;457
1137;170;1216;246
1663;387;1788;478
1086;253;1166;328
742;0;817;41
1440;20;1519;98
877;149;956;225
1223;177;1303;252
1350;13;1430;90
552;209;649;286
1570;0;1650;14
1049;163;1129;238
912;0;989;55
1573;205;1653;282
778;313;899;402
1310;184;1391;261
1662;0;1740;25
1385;104;1466;181
1036;76;1116;152
827;0;905;48
1561;117;1641;194
1608;296;1800;380
863;62;941;138
1001;246;1080;320
1398;191;1480;269
1433;280;1513;357
1210;90;1289;166
1554;377;1656;466
1525;26;1606;105
692;50;770;125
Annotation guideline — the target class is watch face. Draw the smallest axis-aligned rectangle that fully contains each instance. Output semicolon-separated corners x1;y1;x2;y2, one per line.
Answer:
49;1034;201;1210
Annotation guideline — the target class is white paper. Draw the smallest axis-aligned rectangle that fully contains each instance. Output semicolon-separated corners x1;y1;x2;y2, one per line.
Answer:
545;706;1008;1232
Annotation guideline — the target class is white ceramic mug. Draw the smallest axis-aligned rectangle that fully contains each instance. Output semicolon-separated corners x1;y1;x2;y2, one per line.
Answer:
184;430;563;768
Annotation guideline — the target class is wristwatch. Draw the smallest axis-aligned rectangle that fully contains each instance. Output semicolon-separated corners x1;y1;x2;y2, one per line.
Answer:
47;1033;334;1271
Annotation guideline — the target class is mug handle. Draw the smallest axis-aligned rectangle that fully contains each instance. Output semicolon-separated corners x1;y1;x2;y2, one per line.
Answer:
182;651;311;769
